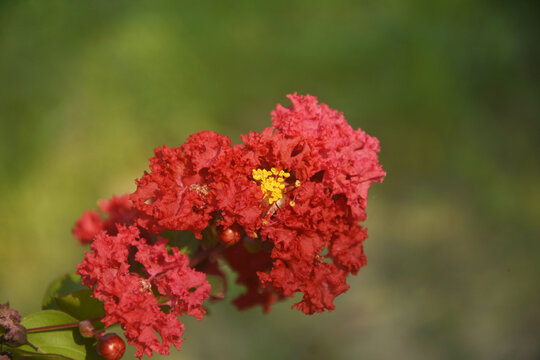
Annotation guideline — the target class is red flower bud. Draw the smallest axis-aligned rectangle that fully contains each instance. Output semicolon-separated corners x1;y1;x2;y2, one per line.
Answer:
97;333;125;360
218;223;242;245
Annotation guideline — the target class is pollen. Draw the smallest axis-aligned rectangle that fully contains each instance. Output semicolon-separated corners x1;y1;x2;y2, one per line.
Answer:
252;167;290;205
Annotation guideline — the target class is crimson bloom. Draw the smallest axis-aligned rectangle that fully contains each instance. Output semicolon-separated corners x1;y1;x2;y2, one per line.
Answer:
214;93;385;313
130;131;231;238
77;226;210;358
75;93;385;357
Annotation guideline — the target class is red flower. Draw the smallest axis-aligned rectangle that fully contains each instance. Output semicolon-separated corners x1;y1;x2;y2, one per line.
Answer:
72;210;102;245
215;94;385;314
74;94;385;357
72;194;139;244
270;93;385;220
130;131;231;238
74;93;384;358
77;226;210;358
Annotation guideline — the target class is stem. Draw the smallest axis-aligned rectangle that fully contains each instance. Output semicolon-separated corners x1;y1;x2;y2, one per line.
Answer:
26;317;102;333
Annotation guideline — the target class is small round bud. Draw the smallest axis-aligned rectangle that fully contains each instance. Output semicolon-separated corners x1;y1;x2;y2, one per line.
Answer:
97;333;125;360
78;320;95;338
218;223;242;245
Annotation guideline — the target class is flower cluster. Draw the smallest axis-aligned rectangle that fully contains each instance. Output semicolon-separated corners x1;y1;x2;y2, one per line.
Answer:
78;226;209;358
76;94;385;357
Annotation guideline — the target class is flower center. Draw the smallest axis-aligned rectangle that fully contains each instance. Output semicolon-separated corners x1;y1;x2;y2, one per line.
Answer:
252;167;290;204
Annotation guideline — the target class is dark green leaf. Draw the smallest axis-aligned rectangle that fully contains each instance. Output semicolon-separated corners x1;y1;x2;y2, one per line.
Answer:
200;226;218;248
42;273;87;310
160;230;200;255
55;290;105;324
242;237;264;253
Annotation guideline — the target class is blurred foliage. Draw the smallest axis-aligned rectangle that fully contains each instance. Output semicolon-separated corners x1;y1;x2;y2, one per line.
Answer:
1;1;539;359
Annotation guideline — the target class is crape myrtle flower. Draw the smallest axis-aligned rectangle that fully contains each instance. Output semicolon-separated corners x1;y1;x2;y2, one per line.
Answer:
75;93;384;356
125;93;384;314
77;226;210;358
214;94;385;314
130;131;231;238
72;194;140;244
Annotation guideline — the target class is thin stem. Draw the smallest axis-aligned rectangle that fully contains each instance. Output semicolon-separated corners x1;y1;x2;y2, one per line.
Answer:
26;317;102;333
26;341;39;351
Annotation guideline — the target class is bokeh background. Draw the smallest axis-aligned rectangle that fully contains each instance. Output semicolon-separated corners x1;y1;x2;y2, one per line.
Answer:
1;1;539;359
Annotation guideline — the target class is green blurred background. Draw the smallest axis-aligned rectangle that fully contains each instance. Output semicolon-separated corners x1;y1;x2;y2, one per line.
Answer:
1;1;539;359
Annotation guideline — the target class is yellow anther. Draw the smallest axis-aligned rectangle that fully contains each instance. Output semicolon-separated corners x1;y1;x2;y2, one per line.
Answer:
252;167;291;205
289;201;296;207
295;180;301;187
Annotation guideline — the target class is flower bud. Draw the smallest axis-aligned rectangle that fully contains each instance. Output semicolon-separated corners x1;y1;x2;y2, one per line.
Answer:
97;333;125;360
78;320;95;338
218;223;242;245
0;303;27;347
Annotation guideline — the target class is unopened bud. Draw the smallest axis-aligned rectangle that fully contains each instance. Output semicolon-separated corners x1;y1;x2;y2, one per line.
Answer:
218;223;242;245
78;320;95;338
97;333;125;360
0;303;27;347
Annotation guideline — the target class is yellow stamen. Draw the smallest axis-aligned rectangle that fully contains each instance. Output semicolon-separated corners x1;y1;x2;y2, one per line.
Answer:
295;180;301;187
289;201;295;207
252;167;291;205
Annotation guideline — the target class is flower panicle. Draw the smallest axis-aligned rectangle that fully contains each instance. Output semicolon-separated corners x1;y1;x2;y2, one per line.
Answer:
75;93;385;358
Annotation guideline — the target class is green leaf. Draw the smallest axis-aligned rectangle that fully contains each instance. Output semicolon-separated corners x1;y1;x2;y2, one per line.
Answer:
206;274;225;298
17;310;99;360
55;290;105;324
161;230;200;255
243;236;264;253
201;226;218;248
220;262;245;300
7;347;74;360
42;273;87;310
